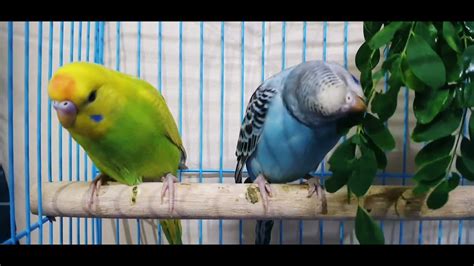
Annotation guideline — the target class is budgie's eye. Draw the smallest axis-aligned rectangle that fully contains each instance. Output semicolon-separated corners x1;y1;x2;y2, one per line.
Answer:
346;94;352;103
88;90;97;103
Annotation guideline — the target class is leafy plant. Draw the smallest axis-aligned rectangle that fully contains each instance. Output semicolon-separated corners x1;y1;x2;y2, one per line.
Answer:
328;21;474;244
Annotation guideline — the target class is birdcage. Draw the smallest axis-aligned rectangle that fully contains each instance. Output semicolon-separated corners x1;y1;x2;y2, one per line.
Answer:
1;21;472;245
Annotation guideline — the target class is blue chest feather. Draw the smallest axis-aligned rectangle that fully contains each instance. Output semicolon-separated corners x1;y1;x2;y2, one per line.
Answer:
246;94;342;183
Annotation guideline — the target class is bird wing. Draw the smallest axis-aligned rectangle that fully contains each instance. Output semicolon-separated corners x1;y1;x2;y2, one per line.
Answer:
135;77;188;170
235;84;278;183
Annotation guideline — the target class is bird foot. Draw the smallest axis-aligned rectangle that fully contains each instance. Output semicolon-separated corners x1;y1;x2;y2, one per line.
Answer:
161;173;178;213
87;173;109;209
306;176;328;214
255;174;272;212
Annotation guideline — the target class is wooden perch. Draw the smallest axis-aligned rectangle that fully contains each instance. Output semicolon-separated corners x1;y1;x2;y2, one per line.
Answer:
31;182;474;220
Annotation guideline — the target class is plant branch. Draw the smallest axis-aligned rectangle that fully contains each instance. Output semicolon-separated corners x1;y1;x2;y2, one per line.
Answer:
401;22;416;58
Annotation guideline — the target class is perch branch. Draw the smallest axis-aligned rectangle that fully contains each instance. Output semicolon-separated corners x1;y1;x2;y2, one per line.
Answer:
31;182;474;220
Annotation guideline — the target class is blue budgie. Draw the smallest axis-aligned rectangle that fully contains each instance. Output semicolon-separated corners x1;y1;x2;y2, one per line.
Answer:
234;60;366;244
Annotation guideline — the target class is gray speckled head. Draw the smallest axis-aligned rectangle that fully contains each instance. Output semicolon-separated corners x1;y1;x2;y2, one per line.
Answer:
282;60;366;127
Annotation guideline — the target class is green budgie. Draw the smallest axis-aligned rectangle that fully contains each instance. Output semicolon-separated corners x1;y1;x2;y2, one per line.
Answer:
48;62;185;244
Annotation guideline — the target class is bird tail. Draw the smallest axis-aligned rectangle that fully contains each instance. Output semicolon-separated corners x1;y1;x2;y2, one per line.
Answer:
243;177;274;245
178;150;188;170
160;219;183;245
255;220;274;245
234;156;246;183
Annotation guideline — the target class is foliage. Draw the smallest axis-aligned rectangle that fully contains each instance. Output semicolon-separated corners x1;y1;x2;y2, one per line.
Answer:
328;21;474;244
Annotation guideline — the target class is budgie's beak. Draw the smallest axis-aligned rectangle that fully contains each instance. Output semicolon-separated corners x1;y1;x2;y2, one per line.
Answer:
53;100;78;128
350;96;367;113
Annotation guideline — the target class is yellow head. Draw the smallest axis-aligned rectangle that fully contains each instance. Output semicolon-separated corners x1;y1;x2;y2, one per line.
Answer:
48;62;121;138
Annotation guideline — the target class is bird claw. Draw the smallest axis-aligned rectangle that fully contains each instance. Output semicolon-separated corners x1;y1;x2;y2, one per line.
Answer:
87;174;108;209
161;174;178;213
307;177;321;197
306;177;328;214
255;174;272;212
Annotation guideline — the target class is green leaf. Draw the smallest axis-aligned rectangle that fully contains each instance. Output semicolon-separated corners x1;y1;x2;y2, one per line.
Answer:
460;136;474;158
328;138;356;173
364;134;387;170
406;34;446;89
325;171;350;193
352;134;363;146
432;22;444;32
413;155;450;183
456;155;474;181
362;113;396;151
418;173;447;188
448;172;461;191
412;108;463;142
444;86;456;109
356;42;380;72
426;172;460;210
355;206;385;245
457;82;474;108
414;176;443;198
455;86;466;108
413;88;451;124
388;56;404;87
372;69;386;86
361;69;373;95
367;22;405;50
426;180;449;209
373;57;403;121
414;135;455;167
465;83;474;107
381;53;400;71
388;26;411;57
363;22;383;41
348;143;378;197
414;22;437;49
372;88;401;122
401;55;427;92
336;112;364;135
439;39;464;83
413;183;431;196
442;22;463;53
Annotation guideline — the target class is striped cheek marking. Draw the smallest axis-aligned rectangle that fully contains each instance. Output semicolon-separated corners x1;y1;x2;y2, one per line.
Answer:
90;114;103;123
